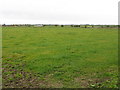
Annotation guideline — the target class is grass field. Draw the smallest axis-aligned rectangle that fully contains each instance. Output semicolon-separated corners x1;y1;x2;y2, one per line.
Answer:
2;26;118;88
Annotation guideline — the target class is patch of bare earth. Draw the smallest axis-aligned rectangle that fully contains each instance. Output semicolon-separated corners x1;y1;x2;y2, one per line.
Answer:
74;75;110;88
74;68;118;88
2;54;63;88
44;74;63;88
2;60;47;88
3;68;63;88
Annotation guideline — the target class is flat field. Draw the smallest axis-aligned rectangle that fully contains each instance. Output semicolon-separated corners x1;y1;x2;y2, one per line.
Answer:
2;26;118;88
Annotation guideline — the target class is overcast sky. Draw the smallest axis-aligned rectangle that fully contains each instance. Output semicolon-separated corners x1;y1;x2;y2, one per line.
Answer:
0;0;119;24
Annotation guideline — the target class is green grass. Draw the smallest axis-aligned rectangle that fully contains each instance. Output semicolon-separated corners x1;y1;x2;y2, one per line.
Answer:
2;26;118;88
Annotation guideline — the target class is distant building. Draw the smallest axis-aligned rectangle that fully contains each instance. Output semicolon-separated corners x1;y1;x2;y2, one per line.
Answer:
34;24;43;27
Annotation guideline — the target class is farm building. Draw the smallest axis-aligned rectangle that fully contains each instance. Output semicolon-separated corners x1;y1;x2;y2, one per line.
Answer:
34;24;43;27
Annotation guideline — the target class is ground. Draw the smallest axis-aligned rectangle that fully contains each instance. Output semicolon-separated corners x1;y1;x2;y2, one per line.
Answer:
2;26;118;88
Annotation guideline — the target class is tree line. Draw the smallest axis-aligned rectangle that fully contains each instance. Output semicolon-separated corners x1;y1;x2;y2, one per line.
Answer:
2;24;118;28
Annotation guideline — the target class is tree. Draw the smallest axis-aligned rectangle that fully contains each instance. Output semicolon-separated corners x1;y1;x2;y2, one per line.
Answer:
61;25;64;27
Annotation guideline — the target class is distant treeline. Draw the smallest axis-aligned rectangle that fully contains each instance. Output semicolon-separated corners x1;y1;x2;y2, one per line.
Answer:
2;24;119;28
2;24;34;27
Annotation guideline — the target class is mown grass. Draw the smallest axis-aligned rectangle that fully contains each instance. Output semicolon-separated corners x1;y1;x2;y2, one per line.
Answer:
2;26;118;88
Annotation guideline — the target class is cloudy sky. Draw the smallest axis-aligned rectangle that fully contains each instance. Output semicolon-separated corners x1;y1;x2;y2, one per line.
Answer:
0;0;119;24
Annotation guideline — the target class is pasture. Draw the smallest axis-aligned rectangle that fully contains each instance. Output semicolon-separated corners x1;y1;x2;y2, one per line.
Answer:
2;26;118;88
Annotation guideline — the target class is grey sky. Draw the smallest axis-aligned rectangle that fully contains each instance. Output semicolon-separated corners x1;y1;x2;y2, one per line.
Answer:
1;0;119;24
